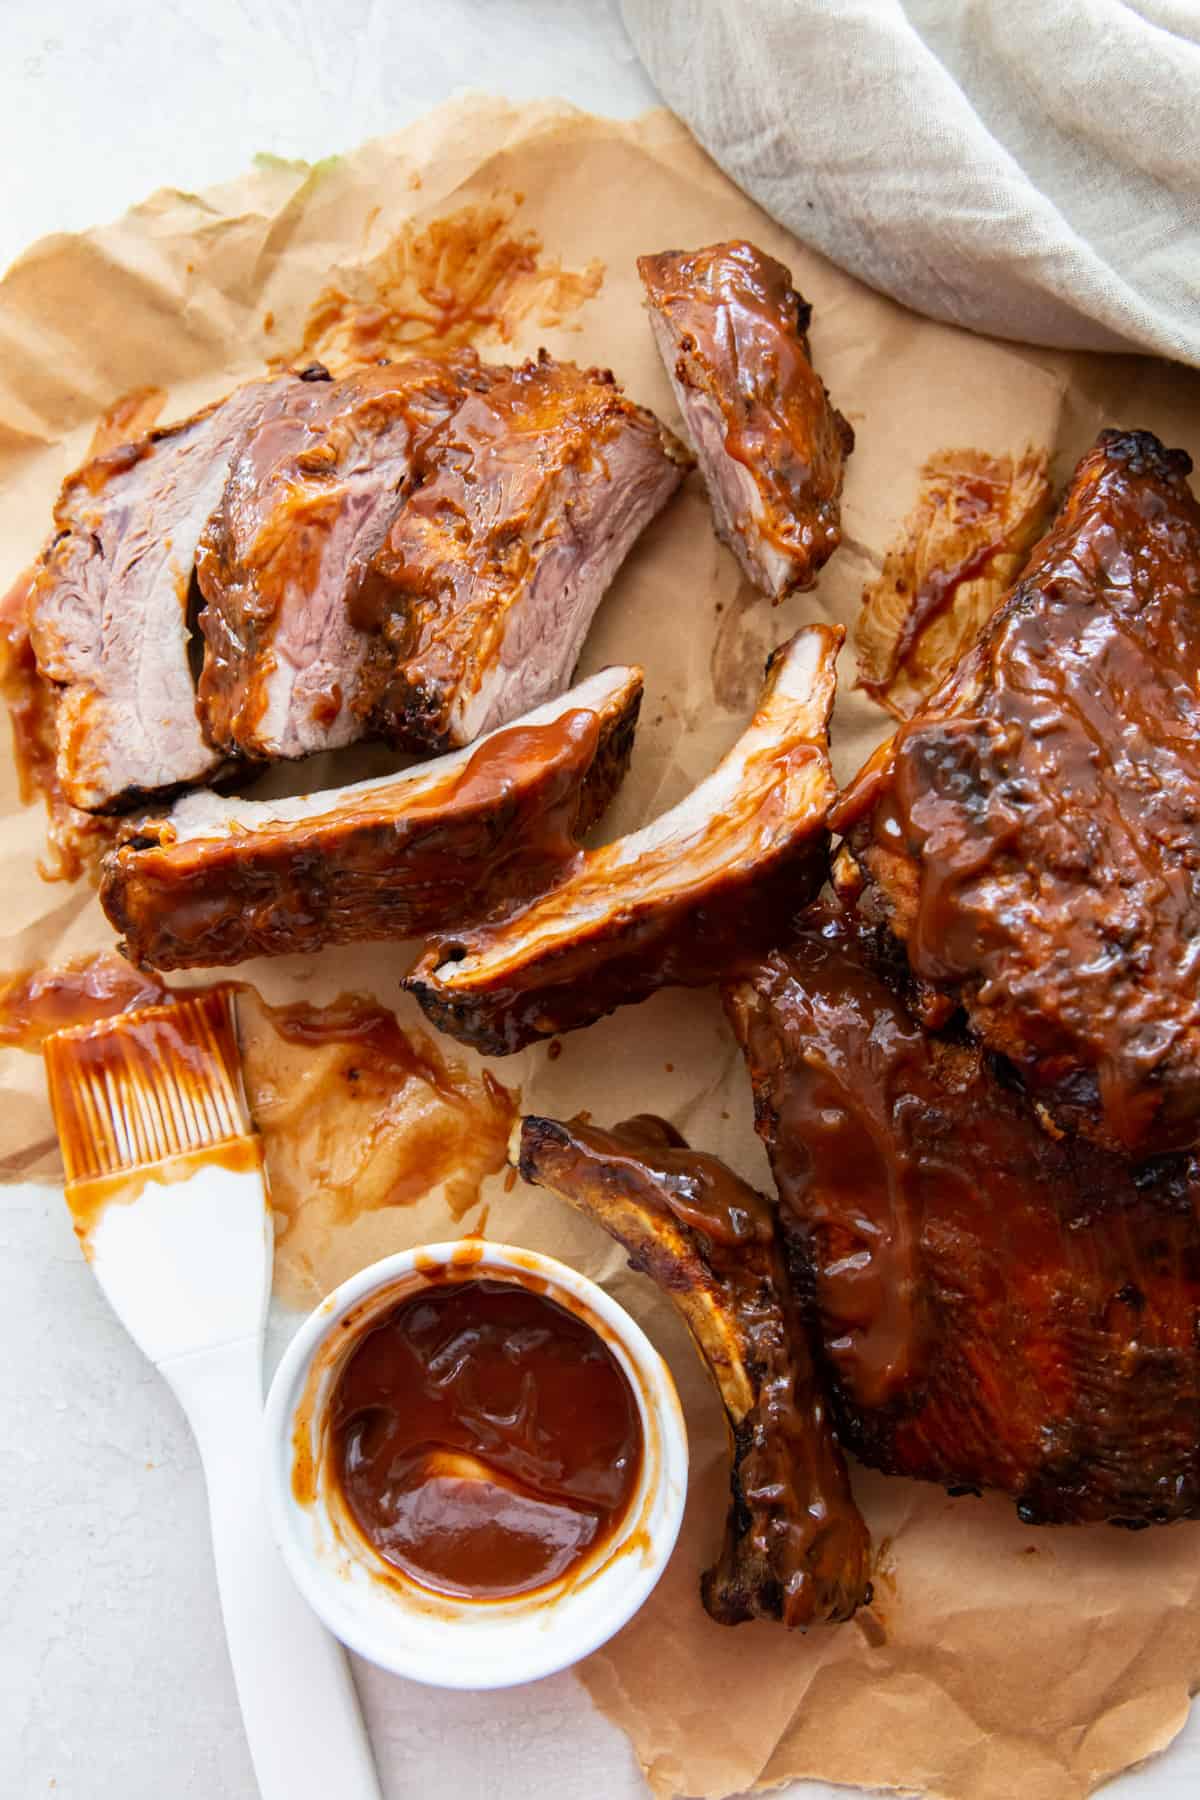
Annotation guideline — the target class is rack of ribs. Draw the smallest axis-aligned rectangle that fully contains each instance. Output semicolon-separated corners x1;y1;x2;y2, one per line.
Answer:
833;429;1200;1156
639;240;853;598
725;902;1200;1526
514;1111;871;1625
406;622;841;1053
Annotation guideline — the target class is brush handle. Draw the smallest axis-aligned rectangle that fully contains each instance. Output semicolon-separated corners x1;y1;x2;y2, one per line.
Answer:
164;1336;382;1800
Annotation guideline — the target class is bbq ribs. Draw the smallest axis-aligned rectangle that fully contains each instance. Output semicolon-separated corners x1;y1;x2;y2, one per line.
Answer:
29;370;323;810
725;903;1200;1526
639;241;853;598
353;353;688;750
101;665;642;970
835;429;1200;1156
514;1112;871;1625
406;622;841;1053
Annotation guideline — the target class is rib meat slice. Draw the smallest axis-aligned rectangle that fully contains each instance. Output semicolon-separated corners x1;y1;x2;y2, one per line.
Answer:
353;353;689;750
725;903;1200;1526
405;622;841;1054
196;355;491;761
833;429;1200;1155
28;371;321;811
99;664;642;971
638;241;853;599
514;1112;871;1625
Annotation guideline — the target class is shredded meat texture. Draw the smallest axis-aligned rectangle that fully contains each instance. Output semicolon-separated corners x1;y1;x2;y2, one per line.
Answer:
639;240;853;599
514;1111;871;1626
196;356;489;762
100;665;642;970
405;623;841;1055
855;446;1051;717
28;373;314;812
725;903;1200;1526
834;429;1200;1156
352;353;689;751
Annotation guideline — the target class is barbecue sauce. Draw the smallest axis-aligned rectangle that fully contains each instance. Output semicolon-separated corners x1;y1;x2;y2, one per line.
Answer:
329;1276;641;1600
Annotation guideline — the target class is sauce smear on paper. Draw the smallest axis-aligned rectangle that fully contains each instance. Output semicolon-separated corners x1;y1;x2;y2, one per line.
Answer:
0;954;516;1305
274;195;603;373
855;447;1051;717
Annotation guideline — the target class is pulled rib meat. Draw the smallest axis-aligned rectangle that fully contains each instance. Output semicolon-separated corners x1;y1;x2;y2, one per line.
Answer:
406;622;840;1054
639;241;853;598
100;664;642;970
196;355;487;760
29;373;317;810
725;904;1200;1526
834;429;1200;1155
514;1112;871;1625
353;352;689;749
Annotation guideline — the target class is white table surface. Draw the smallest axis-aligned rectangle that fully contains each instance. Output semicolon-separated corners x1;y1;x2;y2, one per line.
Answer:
2;5;1198;1798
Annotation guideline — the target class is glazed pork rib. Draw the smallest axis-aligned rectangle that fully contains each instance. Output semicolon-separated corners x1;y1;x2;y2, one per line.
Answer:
639;241;853;599
834;429;1200;1155
406;622;841;1053
196;354;490;761
725;903;1200;1525
100;664;642;971
354;353;689;750
28;370;322;811
514;1112;871;1626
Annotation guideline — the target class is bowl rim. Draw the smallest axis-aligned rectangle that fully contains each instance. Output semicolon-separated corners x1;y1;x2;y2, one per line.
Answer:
262;1238;689;1688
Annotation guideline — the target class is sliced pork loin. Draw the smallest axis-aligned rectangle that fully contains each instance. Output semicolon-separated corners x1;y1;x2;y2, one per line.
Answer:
100;664;643;971
353;352;690;752
638;241;853;599
196;354;493;762
405;623;840;1053
29;370;325;811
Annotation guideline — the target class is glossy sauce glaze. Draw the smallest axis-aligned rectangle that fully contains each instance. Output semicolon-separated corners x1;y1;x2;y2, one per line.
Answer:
725;901;1200;1524
839;430;1200;1154
517;1111;872;1626
329;1275;642;1599
100;697;634;973
637;240;853;581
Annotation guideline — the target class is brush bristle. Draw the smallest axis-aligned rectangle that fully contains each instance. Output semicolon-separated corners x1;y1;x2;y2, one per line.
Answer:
43;988;252;1185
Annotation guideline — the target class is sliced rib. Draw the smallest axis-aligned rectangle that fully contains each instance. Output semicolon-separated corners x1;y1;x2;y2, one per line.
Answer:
353;353;689;750
28;370;323;812
99;664;642;971
638;241;853;599
196;355;491;761
514;1111;871;1626
724;902;1200;1526
405;622;840;1053
834;429;1200;1155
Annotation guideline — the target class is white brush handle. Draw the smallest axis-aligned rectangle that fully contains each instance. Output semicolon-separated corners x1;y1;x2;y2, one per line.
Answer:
163;1336;382;1800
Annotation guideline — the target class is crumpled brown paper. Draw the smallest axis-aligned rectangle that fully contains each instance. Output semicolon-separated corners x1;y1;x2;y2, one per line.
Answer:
2;94;1199;1800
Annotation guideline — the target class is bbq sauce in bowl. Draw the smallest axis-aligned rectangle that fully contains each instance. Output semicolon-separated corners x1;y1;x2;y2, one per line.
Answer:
328;1276;643;1601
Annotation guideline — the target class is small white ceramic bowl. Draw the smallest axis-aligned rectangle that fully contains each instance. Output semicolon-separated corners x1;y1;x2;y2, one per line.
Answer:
263;1240;688;1688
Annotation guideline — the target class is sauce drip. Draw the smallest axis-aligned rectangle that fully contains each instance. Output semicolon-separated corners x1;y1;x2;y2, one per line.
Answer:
329;1276;641;1599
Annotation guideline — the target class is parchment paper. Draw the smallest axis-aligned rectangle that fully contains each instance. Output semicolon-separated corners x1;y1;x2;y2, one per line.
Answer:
2;94;1200;1800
